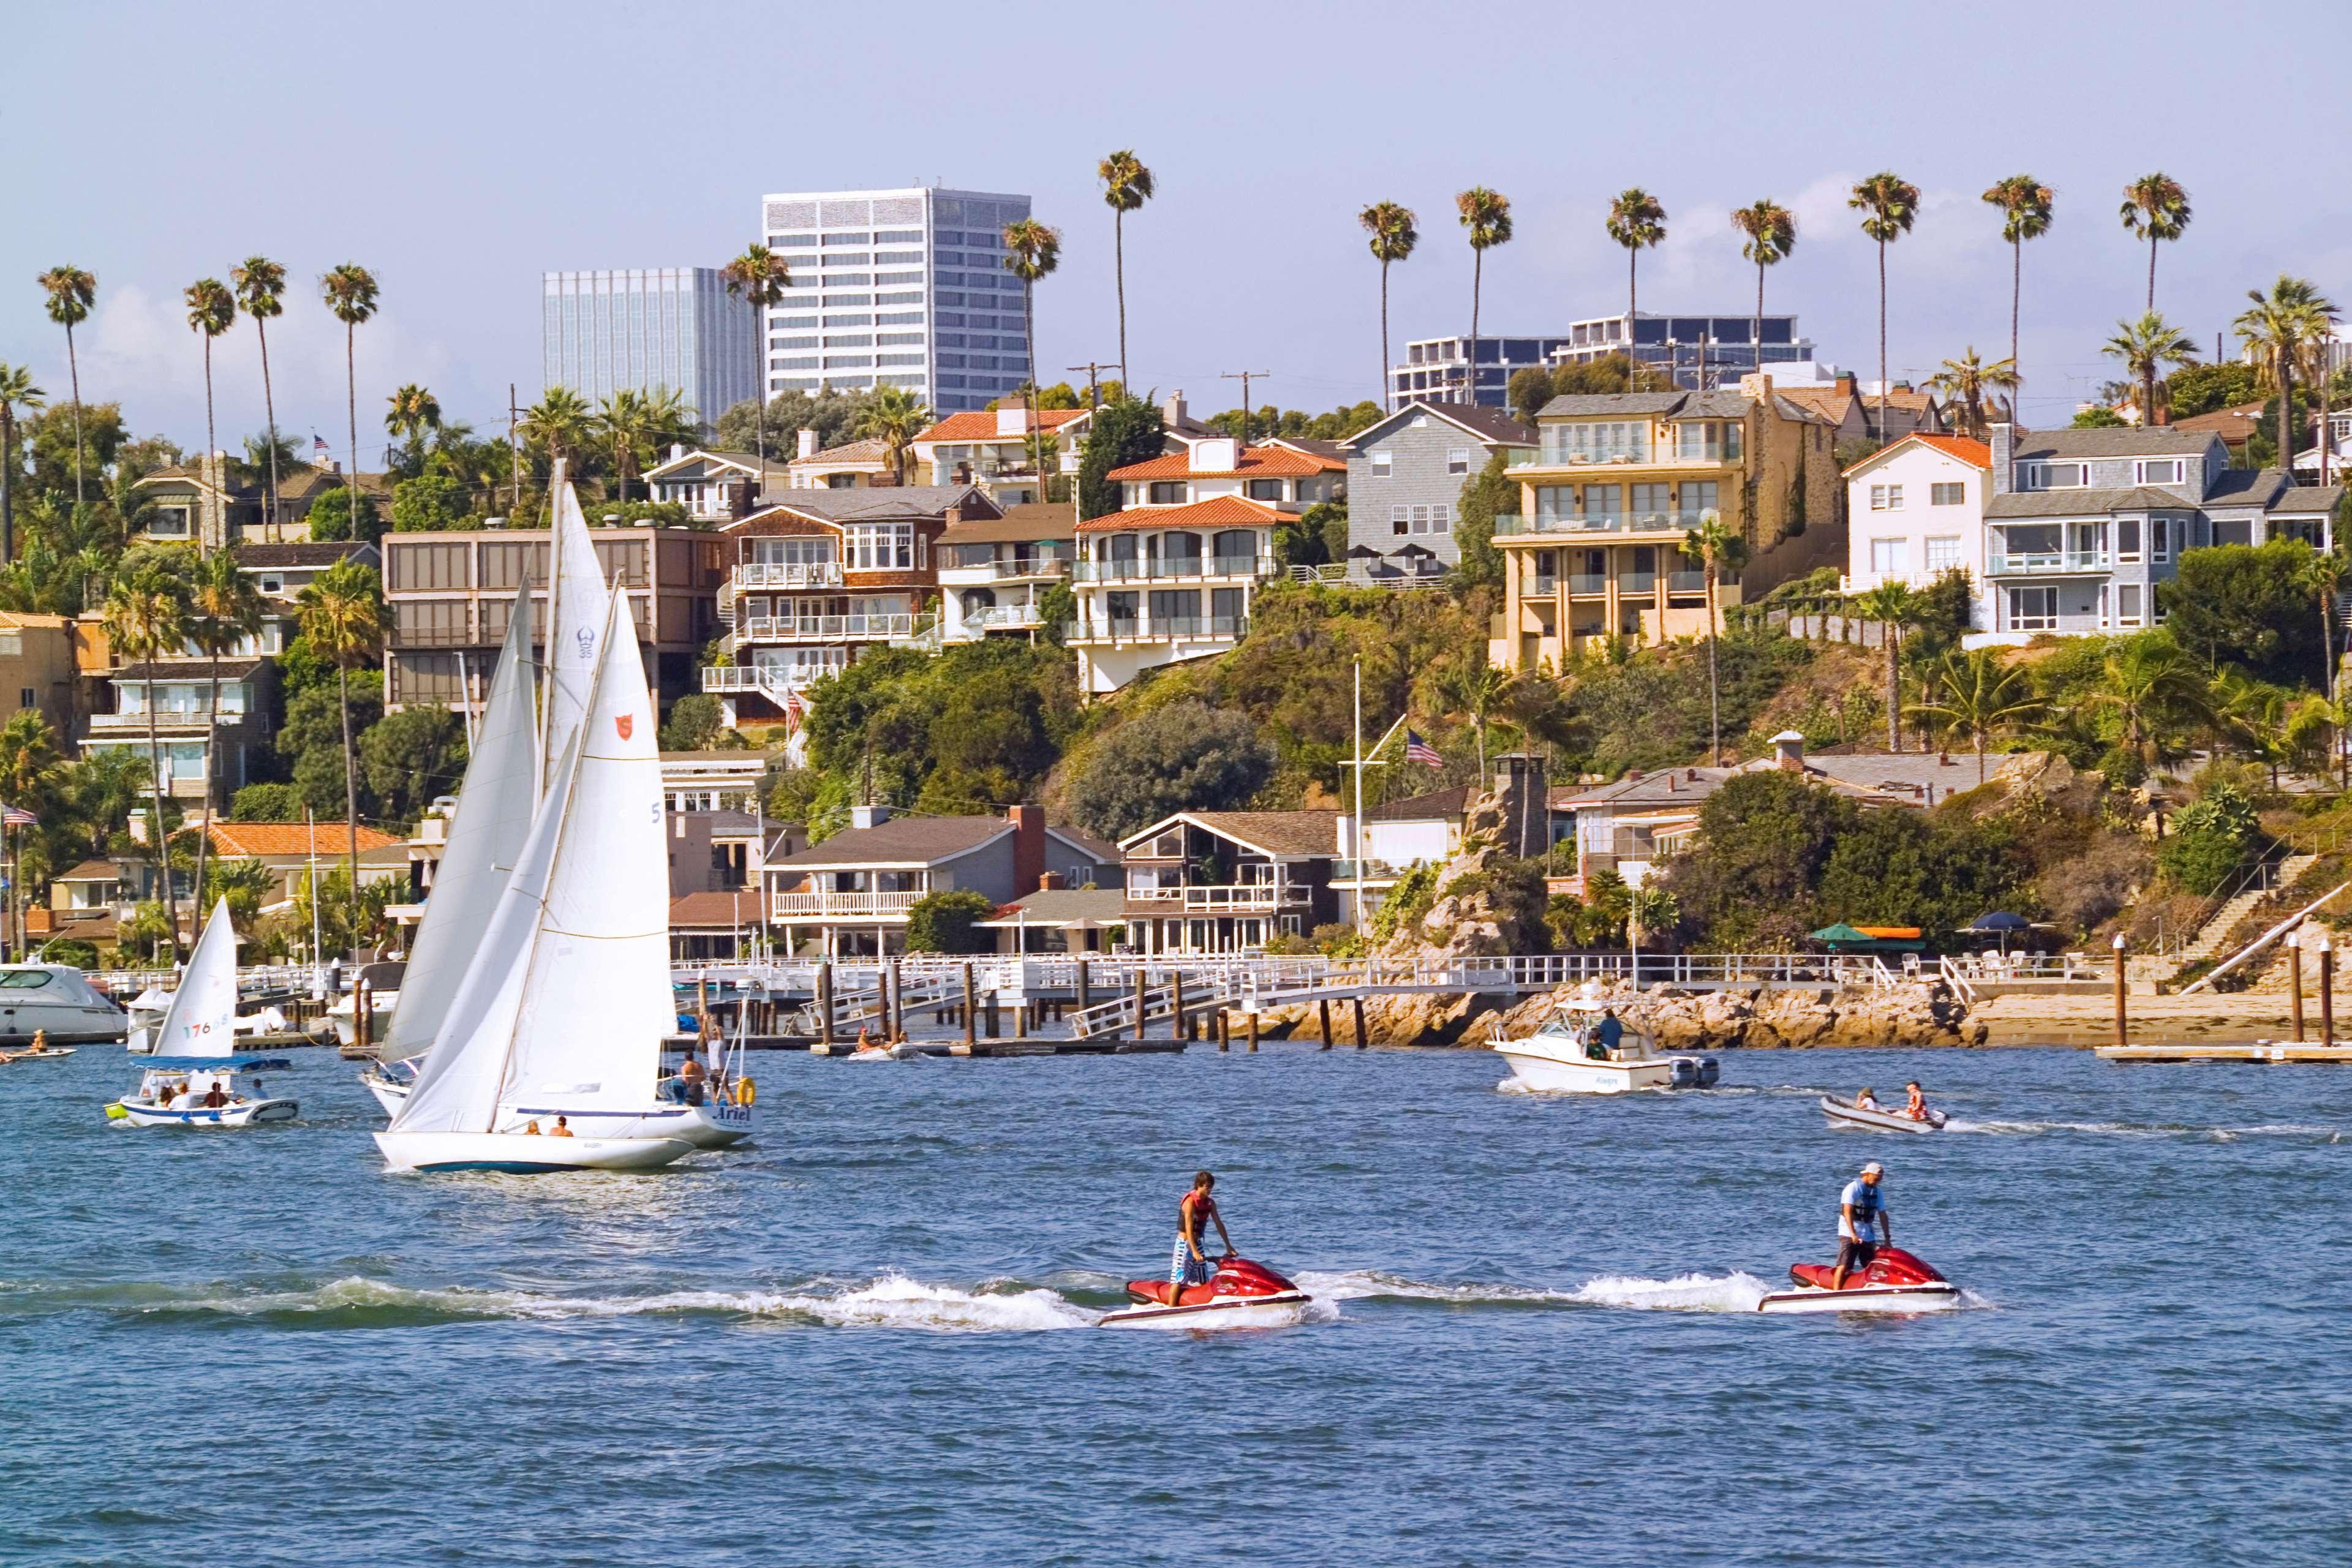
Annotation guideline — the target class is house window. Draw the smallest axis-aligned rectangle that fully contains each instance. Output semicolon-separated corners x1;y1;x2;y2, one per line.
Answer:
1391;505;1411;537
840;523;915;571
1673;421;1741;460
2006;586;2057;631
2135;459;2185;485
1930;482;1966;506
2150;517;2170;562
1869;538;1907;578
258;575;284;594
2116;519;2141;563
150;506;192;537
1447;448;1471;475
1370;451;1392;478
2022;461;2087;489
1869;484;1904;511
16;688;31;709
1246;478;1284;502
2117;584;2143;626
1147;481;1186;505
1924;536;1961;571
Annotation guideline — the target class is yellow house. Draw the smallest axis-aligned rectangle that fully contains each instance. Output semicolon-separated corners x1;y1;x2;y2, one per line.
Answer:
1490;375;1838;671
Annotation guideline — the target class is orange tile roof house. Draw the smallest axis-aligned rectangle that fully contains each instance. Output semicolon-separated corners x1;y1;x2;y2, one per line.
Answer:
205;821;410;905
911;397;1092;508
1842;432;1994;600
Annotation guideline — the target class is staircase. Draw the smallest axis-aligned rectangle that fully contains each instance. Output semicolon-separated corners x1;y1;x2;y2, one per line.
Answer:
2171;854;2316;971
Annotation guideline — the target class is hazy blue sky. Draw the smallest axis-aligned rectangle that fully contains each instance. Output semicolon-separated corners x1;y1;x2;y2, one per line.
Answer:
8;0;2346;458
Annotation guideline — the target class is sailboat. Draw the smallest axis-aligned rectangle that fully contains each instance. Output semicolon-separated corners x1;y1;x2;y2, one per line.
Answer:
110;898;297;1127
375;588;696;1172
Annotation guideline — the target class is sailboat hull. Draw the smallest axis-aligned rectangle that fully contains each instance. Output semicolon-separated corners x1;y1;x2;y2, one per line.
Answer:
373;1130;695;1173
505;1100;758;1149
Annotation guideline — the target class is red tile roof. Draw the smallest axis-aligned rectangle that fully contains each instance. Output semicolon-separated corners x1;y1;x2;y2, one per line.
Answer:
917;409;1088;443
1841;432;1991;478
1077;494;1292;534
670;891;763;929
206;821;401;858
1108;445;1346;481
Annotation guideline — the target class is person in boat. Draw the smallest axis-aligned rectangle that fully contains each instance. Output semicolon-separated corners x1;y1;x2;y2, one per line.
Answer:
1901;1081;1929;1121
203;1082;227;1109
1172;1171;1234;1302
1853;1087;1882;1112
1830;1161;1892;1291
1596;1009;1625;1057
521;1119;543;1136
550;1115;575;1137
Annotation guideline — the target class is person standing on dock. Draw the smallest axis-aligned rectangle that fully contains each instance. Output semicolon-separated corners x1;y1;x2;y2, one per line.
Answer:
1172;1171;1235;1302
1831;1163;1891;1291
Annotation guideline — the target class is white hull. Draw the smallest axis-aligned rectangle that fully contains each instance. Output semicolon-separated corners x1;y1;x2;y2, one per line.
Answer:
1820;1096;1945;1133
1097;1290;1313;1330
372;1074;757;1148
116;1097;298;1128
329;995;398;1049
1755;1283;1962;1314
363;1071;410;1118
373;1129;695;1173
1497;1043;1677;1094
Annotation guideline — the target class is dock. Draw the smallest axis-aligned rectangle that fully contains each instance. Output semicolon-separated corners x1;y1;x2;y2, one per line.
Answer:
2095;1042;2352;1064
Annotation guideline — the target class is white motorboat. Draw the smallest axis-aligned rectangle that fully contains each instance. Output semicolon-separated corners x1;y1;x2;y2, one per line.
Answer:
1490;997;1719;1094
325;962;404;1048
0;964;129;1045
113;1065;297;1127
110;899;297;1128
1820;1095;1947;1133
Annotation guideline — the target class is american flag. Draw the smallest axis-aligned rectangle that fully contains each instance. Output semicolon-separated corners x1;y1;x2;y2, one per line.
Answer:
783;686;807;724
1404;729;1441;768
312;433;332;456
0;804;36;827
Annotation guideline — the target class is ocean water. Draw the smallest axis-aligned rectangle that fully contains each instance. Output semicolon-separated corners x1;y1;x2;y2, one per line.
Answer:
4;1042;2348;1567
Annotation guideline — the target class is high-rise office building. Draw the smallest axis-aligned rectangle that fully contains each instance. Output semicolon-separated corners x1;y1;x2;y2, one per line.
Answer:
756;186;1033;414
1393;311;1816;408
541;268;758;426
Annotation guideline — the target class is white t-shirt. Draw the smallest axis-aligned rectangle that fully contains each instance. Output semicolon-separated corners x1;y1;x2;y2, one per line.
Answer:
1839;1178;1887;1242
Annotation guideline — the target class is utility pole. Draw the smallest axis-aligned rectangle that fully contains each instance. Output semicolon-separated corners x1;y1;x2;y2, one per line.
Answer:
1066;361;1115;410
508;383;522;513
1220;370;1273;443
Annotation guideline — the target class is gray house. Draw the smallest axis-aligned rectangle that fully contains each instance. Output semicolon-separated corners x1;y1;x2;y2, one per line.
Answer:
1978;424;2343;639
1343;404;1535;573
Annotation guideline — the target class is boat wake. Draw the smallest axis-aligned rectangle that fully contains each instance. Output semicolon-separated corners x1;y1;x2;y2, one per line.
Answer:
1567;1271;1774;1312
1292;1268;1771;1314
1942;1118;2340;1140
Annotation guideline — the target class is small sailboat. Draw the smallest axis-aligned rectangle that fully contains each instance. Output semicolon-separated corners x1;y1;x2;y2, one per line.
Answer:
110;899;296;1128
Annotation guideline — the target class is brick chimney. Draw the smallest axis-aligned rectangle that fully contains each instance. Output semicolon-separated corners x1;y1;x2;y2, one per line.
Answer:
1989;423;2016;496
1007;804;1046;898
1038;870;1064;891
1770;730;1806;772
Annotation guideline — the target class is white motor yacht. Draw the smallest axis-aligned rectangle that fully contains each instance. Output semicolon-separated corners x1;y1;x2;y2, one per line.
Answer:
0;964;130;1045
1490;997;1719;1094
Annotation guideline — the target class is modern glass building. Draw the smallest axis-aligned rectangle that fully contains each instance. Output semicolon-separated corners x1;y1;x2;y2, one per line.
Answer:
1393;312;1816;408
756;186;1034;414
541;268;758;426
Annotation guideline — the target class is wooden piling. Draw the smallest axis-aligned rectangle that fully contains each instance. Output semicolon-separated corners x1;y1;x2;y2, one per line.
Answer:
818;962;835;1048
1318;998;1333;1052
2111;938;2128;1049
356;980;371;1055
2290;933;2306;1042
888;956;903;1039
1076;959;1091;1018
2323;946;2336;1050
1216;1010;1229;1052
1246;1008;1259;1052
1172;973;1186;1044
1013;995;1027;1039
1133;970;1147;1044
963;963;977;1049
1352;995;1368;1049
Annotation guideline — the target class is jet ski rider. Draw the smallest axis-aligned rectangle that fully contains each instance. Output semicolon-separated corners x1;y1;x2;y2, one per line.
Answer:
1831;1161;1892;1291
1172;1170;1235;1300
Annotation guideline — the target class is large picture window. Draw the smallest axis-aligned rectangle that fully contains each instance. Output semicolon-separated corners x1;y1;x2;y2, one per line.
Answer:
842;524;917;571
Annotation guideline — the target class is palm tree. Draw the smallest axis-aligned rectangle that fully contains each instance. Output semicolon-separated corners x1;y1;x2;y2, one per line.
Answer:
2103;312;2199;429
383;382;443;472
721;243;791;496
0;363;44;562
2119;173;2192;312
1605;188;1667;358
1455;188;1513;409
231;257;288;530
103;553;192;955
1850;581;1919;750
296;559;384;946
858;385;933;485
1981;175;2054;384
1926;349;2022;441
183;280;236;553
522;387;594;472
1907;649;2042;783
1001;218;1062;406
319;263;380;528
35;266;96;506
1358;202;1418;412
1682;514;1751;764
2207;668;2293;788
596;386;695;507
2296;545;2351;704
1728;201;1795;386
2236;276;2334;471
2299;306;2346;487
1848;173;1920;444
2092;634;2212;770
1438;660;1521;774
184;548;264;916
1097;151;1155;391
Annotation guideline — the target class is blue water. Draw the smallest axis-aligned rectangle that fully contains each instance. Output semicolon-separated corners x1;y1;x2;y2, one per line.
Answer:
4;1042;2347;1567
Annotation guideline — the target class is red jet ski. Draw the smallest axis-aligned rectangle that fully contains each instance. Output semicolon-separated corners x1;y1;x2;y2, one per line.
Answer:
1755;1246;1963;1314
1098;1256;1313;1330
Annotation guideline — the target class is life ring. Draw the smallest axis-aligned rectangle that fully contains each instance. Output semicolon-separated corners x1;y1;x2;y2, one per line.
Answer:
736;1077;756;1107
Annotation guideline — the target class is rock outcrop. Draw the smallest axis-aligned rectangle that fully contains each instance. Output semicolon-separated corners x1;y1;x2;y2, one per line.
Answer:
1487;974;1985;1049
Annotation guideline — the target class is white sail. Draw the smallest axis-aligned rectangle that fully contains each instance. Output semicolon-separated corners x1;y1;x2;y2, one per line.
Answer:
380;581;540;1062
155;898;239;1058
540;472;614;791
495;590;674;1116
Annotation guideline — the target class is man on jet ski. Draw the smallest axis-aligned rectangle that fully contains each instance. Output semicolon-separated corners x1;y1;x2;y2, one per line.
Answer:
1172;1170;1235;1300
1830;1161;1891;1291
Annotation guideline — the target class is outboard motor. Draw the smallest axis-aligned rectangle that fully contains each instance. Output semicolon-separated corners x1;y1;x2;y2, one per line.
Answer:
1694;1055;1721;1088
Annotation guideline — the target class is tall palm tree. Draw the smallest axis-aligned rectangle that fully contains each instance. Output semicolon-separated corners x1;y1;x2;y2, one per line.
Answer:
1981;175;2054;385
0;363;44;563
2102;312;2199;429
2236;276;2334;471
2119;173;2192;312
296;559;384;946
2297;546;2351;703
1681;514;1752;764
184;548;265;915
103;553;192;954
1001;217;1062;406
383;382;443;472
721;243;790;497
1097;151;1155;391
1358;202;1418;412
596;388;651;507
1455;188;1513;409
319;263;380;529
231;257;288;531
35;266;96;506
1850;581;1919;750
183;280;236;553
1848;173;1920;445
1605;189;1667;364
1907;649;2042;783
1926;349;2021;441
1728;200;1795;386
1438;659;1521;774
858;385;933;486
2300;308;2345;487
2092;634;2212;769
522;387;594;472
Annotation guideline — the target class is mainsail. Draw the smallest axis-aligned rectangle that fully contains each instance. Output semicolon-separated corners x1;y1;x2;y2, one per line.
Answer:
379;581;540;1062
539;472;614;792
154;898;239;1058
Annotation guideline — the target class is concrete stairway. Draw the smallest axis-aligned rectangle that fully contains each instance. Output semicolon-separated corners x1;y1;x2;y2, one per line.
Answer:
2170;854;2316;973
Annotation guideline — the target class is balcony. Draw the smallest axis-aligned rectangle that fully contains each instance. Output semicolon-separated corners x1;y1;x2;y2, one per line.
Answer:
734;612;916;643
1528;444;1653;467
1666;570;1709;594
1567;573;1607;595
701;661;845;695
1617;571;1656;594
733;561;843;591
770;889;924;919
1496;509;1719;538
390;622;479;649
1072;556;1270;584
1986;551;2111;577
1126;882;1308;911
88;706;249;731
939;557;1070;584
961;603;1045;632
1068;615;1248;644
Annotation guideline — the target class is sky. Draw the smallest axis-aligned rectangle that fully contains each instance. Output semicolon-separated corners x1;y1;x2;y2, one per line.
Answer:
7;0;2349;463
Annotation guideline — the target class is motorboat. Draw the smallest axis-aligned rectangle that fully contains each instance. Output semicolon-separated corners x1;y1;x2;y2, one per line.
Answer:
1489;996;1719;1094
112;1064;296;1127
1820;1095;1947;1133
1098;1256;1313;1330
0;963;130;1045
325;962;404;1049
1754;1246;1963;1314
109;899;297;1129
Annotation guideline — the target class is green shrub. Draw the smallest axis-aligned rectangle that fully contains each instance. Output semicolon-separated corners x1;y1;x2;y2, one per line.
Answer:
904;889;1000;954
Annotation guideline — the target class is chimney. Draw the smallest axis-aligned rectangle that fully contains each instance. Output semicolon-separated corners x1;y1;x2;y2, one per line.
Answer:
1834;372;1857;395
849;803;889;830
1989;423;2016;496
669;442;685;461
1770;729;1805;772
1038;870;1064;891
995;393;1031;439
796;428;818;461
1892;380;1913;394
1163;388;1188;426
1007;804;1046;897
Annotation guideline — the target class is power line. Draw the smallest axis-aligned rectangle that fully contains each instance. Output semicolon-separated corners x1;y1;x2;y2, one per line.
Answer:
1220;369;1273;441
